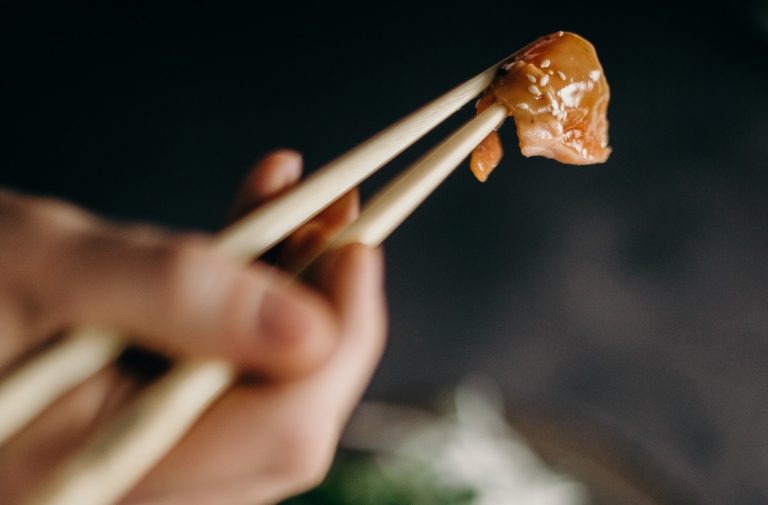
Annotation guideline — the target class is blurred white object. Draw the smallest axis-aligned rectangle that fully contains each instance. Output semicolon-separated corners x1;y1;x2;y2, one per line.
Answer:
345;376;590;505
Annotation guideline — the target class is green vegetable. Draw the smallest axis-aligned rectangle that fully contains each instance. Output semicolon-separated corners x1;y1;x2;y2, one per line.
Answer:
282;450;477;505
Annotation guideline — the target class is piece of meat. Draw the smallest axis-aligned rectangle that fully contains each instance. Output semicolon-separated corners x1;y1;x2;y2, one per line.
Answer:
469;31;611;182
469;131;503;183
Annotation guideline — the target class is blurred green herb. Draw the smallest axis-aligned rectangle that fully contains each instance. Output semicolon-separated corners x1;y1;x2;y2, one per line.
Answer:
282;451;476;505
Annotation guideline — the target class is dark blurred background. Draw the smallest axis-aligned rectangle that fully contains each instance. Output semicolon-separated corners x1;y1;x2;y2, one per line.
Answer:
1;2;767;504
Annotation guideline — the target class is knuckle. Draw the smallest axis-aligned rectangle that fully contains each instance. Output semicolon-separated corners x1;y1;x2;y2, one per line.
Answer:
154;236;216;299
150;235;247;333
0;193;93;255
27;196;95;233
157;234;214;274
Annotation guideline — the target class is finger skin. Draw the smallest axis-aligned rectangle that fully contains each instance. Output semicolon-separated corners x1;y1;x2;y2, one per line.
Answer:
59;230;338;379
122;244;387;505
278;189;360;272
0;189;102;369
230;149;360;273
229;150;303;221
309;244;388;421
0;366;121;504
0;178;338;380
0;149;387;505
0;151;333;504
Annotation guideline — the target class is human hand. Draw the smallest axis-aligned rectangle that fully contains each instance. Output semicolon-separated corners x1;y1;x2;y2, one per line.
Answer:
0;151;387;504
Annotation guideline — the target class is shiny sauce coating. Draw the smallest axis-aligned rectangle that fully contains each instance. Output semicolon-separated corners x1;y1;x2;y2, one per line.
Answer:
470;31;611;182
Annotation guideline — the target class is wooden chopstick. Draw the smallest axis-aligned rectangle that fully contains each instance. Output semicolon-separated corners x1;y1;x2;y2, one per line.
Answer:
214;63;501;262
330;103;507;248
27;101;508;505
0;62;499;448
0;328;123;444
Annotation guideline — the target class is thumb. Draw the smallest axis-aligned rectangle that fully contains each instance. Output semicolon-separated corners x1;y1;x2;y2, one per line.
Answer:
57;226;338;380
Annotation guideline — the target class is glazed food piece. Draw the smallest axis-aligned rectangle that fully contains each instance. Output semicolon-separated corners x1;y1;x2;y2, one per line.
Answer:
470;31;611;182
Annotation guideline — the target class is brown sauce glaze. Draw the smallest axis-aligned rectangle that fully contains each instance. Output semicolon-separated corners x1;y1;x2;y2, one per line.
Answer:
470;31;611;182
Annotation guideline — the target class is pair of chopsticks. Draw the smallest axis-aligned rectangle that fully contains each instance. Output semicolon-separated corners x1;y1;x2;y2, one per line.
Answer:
0;58;509;505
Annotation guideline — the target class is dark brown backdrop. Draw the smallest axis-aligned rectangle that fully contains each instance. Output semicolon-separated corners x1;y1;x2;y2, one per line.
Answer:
1;2;766;503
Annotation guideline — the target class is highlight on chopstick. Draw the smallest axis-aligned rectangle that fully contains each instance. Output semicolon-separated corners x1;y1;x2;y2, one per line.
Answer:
470;31;611;182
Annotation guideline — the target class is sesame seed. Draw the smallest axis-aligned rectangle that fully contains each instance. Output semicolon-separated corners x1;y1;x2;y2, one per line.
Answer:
541;59;551;68
557;71;567;80
546;90;557;103
515;103;531;112
502;60;518;71
548;70;554;75
540;74;550;86
589;70;601;81
558;31;564;36
526;74;536;83
528;85;541;96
